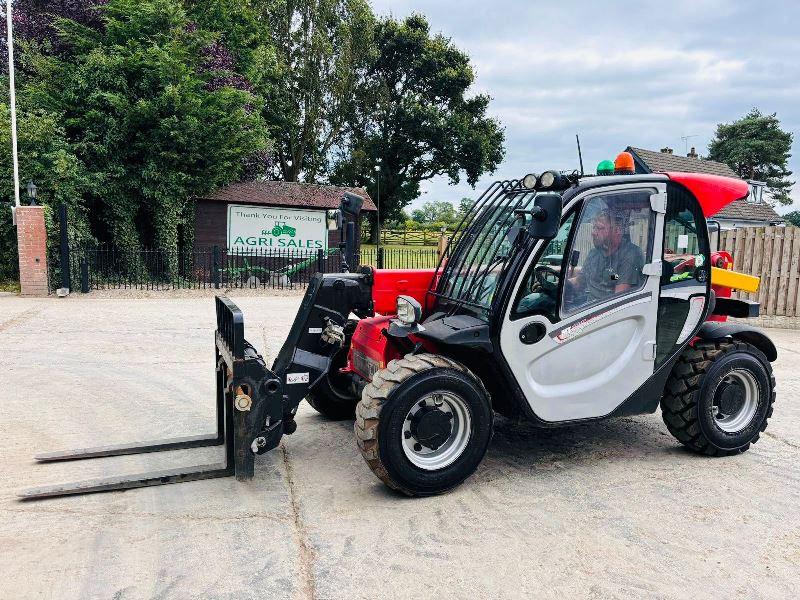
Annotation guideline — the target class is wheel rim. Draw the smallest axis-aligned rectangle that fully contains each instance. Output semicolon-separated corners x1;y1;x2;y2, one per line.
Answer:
712;369;760;433
401;391;472;470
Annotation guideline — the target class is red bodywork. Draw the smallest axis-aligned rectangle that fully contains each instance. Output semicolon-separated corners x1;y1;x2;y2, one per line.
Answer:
347;269;439;380
665;172;749;217
348;173;749;379
372;268;439;314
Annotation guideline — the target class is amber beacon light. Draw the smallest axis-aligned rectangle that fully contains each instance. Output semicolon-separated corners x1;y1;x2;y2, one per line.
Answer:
614;151;635;174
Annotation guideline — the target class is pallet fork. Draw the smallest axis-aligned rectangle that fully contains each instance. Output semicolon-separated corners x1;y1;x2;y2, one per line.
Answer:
20;297;285;500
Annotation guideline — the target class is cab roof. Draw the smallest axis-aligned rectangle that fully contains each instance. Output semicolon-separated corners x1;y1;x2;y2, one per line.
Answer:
573;172;749;217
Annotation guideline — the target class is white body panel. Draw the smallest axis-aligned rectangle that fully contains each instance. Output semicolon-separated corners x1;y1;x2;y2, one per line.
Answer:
499;183;666;422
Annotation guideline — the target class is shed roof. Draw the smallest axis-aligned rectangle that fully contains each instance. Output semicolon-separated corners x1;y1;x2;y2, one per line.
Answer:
626;147;783;224
198;180;377;212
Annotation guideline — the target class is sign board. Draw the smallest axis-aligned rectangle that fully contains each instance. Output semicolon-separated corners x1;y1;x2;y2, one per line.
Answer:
227;204;327;251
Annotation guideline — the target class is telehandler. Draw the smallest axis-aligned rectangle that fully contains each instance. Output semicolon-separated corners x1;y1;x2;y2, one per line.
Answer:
22;153;777;499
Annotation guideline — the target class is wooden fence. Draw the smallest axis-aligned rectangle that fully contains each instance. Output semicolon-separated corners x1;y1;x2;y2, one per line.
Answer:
719;226;800;317
367;229;452;246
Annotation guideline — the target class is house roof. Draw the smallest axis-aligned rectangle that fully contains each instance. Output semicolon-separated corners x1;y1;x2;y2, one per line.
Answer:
627;146;739;178
710;198;785;223
626;147;783;224
198;180;377;212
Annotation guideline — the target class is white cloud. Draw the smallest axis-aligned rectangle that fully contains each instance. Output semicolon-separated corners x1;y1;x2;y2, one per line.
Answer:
371;0;800;210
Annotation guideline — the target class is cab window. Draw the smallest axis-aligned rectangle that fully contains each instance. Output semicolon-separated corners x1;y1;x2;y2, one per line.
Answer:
561;191;654;316
511;213;575;321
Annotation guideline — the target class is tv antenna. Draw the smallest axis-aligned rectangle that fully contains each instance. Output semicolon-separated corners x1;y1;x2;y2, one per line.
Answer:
681;134;698;155
575;134;584;176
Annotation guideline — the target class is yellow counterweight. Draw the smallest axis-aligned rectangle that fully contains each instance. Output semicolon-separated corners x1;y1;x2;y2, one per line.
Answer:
710;267;760;293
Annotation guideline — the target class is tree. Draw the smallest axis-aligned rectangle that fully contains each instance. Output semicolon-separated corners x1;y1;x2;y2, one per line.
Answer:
457;197;473;217
250;0;375;182
1;0;108;72
21;0;269;274
0;104;93;280
411;200;456;225
331;14;505;228
784;211;800;227
708;108;794;205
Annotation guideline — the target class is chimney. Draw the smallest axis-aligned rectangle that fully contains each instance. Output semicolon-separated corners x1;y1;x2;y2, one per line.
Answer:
687;147;698;159
660;147;673;154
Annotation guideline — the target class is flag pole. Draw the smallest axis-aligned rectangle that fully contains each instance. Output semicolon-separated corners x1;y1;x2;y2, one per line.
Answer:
6;0;21;220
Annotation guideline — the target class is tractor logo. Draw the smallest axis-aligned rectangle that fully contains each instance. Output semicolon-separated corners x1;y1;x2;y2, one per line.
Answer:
268;221;296;238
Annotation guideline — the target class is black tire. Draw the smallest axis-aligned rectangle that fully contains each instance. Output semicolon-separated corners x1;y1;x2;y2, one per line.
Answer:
306;370;359;420
354;354;493;496
660;340;775;456
306;320;359;420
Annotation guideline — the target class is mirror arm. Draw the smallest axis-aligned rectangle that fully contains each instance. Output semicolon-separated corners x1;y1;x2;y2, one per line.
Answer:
513;206;547;222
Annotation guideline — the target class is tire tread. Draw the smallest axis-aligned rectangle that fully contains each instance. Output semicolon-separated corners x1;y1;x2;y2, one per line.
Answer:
660;340;776;456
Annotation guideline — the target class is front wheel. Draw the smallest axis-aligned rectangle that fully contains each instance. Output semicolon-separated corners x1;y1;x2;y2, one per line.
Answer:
660;340;775;456
354;354;493;496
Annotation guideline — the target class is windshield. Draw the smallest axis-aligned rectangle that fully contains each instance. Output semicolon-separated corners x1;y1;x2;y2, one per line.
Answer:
434;182;547;320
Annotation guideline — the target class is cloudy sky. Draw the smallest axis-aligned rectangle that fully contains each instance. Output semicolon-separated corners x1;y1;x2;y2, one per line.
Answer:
370;0;799;213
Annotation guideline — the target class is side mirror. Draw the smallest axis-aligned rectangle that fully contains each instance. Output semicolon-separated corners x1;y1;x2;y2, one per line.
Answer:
340;192;364;219
526;193;562;239
326;209;342;231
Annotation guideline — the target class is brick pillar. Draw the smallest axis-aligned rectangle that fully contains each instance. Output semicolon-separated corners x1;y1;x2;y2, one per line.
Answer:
16;206;49;296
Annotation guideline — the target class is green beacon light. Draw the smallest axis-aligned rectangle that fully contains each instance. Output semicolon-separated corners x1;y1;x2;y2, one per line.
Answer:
597;159;614;176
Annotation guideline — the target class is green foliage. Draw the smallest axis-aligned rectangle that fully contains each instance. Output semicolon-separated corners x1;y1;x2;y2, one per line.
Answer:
252;0;376;182
331;14;505;223
18;0;269;275
2;1;504;280
0;101;92;280
708;108;794;205
784;211;800;227
411;200;457;225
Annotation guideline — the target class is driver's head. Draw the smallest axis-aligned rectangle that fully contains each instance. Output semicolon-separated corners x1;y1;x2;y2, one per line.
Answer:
591;210;624;251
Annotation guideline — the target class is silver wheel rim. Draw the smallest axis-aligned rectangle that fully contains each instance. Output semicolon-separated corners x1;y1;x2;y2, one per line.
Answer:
401;391;472;470
712;369;760;433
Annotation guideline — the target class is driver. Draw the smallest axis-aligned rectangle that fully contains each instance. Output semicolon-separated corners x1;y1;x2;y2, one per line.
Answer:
565;209;644;306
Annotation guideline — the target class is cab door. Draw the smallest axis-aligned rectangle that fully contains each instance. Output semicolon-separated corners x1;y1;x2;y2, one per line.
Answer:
498;183;666;422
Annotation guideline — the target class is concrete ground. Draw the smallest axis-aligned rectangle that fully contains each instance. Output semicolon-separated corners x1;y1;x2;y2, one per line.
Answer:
1;294;798;600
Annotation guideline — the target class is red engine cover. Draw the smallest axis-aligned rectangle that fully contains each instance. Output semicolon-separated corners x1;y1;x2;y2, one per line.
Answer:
346;315;438;381
372;268;439;315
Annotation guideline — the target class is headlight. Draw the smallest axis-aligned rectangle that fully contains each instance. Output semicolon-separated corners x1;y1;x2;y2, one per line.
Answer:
396;295;422;325
539;170;556;188
522;173;538;189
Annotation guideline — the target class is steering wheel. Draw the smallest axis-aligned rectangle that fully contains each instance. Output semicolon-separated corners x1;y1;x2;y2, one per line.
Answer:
534;265;560;294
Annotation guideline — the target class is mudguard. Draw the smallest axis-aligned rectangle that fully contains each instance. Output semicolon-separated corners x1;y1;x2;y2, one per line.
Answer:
696;321;777;362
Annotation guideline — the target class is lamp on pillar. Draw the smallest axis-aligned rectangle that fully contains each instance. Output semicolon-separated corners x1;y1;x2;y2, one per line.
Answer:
26;181;38;206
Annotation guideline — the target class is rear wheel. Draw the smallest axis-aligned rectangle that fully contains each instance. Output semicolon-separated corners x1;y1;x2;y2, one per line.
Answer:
660;340;775;456
354;354;493;496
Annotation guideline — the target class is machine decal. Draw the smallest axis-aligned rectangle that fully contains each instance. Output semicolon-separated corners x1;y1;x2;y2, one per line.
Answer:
286;372;310;384
352;349;381;381
551;292;652;344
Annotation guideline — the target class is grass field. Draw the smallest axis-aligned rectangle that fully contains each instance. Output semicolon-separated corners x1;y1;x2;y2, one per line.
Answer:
359;243;441;269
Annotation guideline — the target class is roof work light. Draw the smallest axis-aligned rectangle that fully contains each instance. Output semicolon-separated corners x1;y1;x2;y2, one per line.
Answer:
597;160;615;175
614;151;635;174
